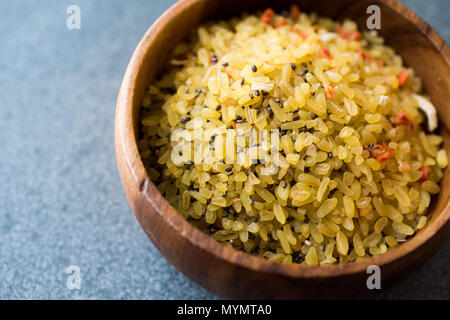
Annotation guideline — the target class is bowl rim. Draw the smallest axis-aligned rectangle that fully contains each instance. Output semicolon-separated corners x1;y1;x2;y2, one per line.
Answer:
116;0;450;279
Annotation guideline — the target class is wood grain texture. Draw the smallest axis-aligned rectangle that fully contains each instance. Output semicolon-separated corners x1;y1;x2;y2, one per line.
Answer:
115;0;450;299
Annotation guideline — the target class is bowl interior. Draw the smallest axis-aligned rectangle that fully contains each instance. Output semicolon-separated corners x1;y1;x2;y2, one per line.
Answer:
122;0;450;277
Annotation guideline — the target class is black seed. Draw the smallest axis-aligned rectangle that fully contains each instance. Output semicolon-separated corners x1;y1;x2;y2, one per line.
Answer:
301;62;308;68
268;106;274;117
328;188;337;198
282;181;287;188
225;166;232;172
222;62;229;67
194;88;201;98
254;90;260;97
274;97;281;103
235;115;243;121
216;105;221;111
262;91;269;96
227;206;236;215
185;87;189;93
256;109;262;115
208;227;218;234
293;109;300;113
211;55;218;64
291;63;297;70
179;117;191;124
300;126;308;132
309;113;318;119
249;92;253;99
328;152;333;158
248;233;255;240
201;208;206;216
327;109;331;115
299;70;308;76
249;199;254;205
308;128;314;133
303;77;308;82
279;103;283;108
252;64;257;72
240;78;245;85
292;251;305;264
304;166;310;173
293;115;300;121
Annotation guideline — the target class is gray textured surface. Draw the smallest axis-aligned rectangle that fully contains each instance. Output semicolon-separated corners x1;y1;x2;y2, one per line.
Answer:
0;0;448;300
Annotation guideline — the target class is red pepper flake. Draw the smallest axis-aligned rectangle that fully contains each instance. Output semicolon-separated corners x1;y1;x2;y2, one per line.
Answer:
261;8;275;25
337;25;361;41
357;49;374;62
275;17;288;28
395;109;417;130
376;59;384;67
319;47;331;59
324;84;336;99
292;24;309;39
224;66;233;80
290;4;301;20
378;143;395;162
364;143;395;162
397;70;409;86
419;166;429;182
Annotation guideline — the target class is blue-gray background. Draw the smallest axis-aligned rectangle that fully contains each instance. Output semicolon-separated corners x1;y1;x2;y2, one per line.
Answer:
0;0;449;300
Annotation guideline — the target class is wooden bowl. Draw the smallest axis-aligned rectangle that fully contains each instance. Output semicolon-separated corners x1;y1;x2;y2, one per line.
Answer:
115;0;450;299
